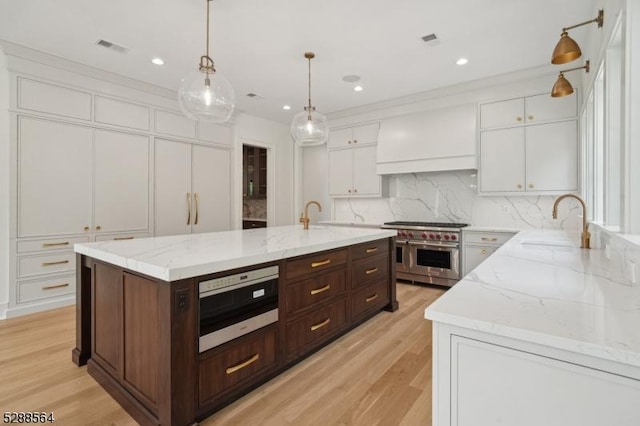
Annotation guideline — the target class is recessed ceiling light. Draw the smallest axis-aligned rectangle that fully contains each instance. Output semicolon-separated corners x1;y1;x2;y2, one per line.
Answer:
282;105;291;110
456;58;469;66
151;57;165;66
354;86;364;92
342;75;361;83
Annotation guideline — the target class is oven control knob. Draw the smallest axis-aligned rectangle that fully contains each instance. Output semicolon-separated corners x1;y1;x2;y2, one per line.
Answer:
451;235;457;241
421;232;427;239
435;234;441;240
444;234;450;240
428;233;435;240
407;232;414;238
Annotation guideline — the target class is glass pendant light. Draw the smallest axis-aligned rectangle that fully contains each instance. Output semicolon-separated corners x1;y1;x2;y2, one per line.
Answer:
178;0;235;123
290;52;329;147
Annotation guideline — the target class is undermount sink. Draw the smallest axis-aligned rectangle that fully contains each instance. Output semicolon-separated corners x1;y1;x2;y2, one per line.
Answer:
520;239;576;248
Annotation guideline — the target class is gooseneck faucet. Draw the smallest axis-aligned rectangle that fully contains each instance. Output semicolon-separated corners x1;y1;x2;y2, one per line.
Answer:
300;201;322;230
552;194;590;249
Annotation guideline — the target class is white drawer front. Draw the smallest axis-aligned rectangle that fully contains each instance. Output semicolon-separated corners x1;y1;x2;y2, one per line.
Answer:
17;236;90;254
94;232;149;242
463;232;516;246
18;275;76;304
18;252;76;278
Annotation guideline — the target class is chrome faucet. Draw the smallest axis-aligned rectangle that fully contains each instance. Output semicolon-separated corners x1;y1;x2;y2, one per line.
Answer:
552;194;590;249
300;201;322;230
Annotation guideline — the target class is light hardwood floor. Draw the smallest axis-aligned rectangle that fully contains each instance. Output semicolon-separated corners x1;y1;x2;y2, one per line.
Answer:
0;283;444;425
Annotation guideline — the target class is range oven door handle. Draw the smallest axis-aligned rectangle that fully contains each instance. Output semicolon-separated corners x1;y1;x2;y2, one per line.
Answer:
408;241;458;249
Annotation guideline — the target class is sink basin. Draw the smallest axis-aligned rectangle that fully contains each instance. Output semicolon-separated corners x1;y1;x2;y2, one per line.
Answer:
520;239;576;248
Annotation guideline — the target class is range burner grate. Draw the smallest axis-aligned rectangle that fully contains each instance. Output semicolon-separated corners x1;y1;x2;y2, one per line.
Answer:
383;221;468;228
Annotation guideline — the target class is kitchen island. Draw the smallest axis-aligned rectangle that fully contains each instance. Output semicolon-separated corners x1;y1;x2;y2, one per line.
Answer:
426;229;640;426
72;225;397;426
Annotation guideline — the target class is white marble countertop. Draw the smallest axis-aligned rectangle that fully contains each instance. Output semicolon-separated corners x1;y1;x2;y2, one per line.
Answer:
242;217;267;222
318;220;384;228
463;226;520;233
75;225;396;282
425;229;640;368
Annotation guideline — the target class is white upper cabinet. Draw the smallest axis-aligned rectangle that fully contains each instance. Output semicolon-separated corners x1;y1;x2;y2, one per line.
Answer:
329;146;380;197
17;78;92;121
525;121;578;192
191;145;231;232
328;122;379;149
18;117;93;237
198;122;232;145
93;129;150;233
524;93;577;124
154;109;197;139
480;127;525;193
480;98;524;129
94;96;150;131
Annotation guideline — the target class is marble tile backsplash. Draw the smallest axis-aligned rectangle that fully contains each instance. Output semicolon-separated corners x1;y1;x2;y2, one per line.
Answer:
333;170;582;230
592;226;640;287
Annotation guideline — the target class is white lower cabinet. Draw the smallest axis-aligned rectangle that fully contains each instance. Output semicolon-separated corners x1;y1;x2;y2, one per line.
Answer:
155;139;231;236
432;324;640;426
329;145;381;197
462;230;516;275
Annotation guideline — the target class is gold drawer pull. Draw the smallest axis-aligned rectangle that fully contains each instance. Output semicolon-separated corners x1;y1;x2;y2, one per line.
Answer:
365;267;378;275
225;353;260;375
42;242;69;247
310;318;331;331
114;236;134;241
365;247;378;254
42;283;69;290
311;259;331;268
310;284;331;295
481;249;488;255
42;260;70;266
481;237;498;242
366;293;379;303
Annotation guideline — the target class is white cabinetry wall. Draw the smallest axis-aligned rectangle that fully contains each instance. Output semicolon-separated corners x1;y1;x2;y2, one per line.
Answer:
479;93;578;194
328;123;382;197
8;73;233;317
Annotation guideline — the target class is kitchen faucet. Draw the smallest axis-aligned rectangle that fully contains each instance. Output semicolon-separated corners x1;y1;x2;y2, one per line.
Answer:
300;201;322;230
552;194;590;249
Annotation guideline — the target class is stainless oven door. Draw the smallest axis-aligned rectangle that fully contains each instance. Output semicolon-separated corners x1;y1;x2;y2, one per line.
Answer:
395;239;409;273
408;241;460;281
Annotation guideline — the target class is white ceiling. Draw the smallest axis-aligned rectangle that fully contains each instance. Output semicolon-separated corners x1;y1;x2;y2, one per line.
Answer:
0;0;597;123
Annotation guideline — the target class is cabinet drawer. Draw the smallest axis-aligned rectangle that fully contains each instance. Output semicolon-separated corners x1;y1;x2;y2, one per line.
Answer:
17;236;89;253
285;249;348;280
18;275;76;303
285;269;346;316
349;238;389;261
94;232;149;242
352;279;390;320
286;298;347;359
199;327;278;407
463;232;516;246
351;253;388;289
18;252;76;278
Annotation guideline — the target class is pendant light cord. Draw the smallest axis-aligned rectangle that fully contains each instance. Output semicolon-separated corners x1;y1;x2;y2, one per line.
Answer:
307;56;312;120
206;0;211;58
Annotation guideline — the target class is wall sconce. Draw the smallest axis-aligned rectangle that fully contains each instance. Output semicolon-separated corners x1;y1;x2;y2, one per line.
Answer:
551;60;590;97
552;9;604;64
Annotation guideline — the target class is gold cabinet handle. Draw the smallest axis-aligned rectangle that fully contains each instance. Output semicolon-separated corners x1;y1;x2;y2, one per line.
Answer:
365;267;378;275
42;283;69;290
517;184;523;189
348;140;352;144
366;293;379;303
348;189;352;193
311;259;331;268
84;226;90;231
353;139;358;144
528;115;534;120
529;183;535;189
366;247;378;254
225;353;260;375
42;260;70;266
186;193;192;225
310;318;331;331
42;242;69;247
481;249;488;255
481;237;498;242
114;236;134;241
194;193;200;225
310;284;331;295
96;226;101;231
516;116;523;122
354;189;358;193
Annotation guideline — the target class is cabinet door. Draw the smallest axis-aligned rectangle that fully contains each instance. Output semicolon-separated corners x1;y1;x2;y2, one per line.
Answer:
328;149;353;196
352;146;380;196
525;93;577;124
154;139;192;236
480;127;525;193
18;117;92;237
192;145;231;233
480;98;524;129
463;245;496;276
328;127;353;149
352;123;379;146
94;130;149;233
525;121;578;192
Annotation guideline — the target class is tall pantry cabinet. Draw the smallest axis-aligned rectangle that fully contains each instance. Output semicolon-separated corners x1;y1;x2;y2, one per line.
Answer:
8;73;232;318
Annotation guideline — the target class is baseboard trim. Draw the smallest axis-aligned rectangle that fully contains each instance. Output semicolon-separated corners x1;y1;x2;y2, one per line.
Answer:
5;296;75;318
0;303;7;320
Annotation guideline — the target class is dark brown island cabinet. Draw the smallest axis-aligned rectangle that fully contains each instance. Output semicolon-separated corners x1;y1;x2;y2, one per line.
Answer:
72;237;397;426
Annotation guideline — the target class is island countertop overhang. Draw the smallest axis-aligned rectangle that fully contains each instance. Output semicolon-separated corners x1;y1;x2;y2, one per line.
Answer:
74;225;396;281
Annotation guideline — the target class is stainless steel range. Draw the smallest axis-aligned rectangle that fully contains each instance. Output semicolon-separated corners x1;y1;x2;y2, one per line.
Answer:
381;221;468;287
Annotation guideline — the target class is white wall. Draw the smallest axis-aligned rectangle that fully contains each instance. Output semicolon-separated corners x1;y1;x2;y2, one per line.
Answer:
0;47;9;318
234;113;294;227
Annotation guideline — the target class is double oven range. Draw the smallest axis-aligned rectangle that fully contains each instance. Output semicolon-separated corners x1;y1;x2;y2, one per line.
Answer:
381;221;468;288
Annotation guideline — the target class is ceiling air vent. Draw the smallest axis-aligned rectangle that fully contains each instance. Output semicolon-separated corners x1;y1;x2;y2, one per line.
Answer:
96;39;129;54
419;33;440;47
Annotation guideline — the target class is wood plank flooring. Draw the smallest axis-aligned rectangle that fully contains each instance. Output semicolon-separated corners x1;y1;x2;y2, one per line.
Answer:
0;283;444;425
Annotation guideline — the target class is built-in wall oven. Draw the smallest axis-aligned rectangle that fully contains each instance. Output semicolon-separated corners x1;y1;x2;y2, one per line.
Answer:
382;221;467;287
198;265;279;353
